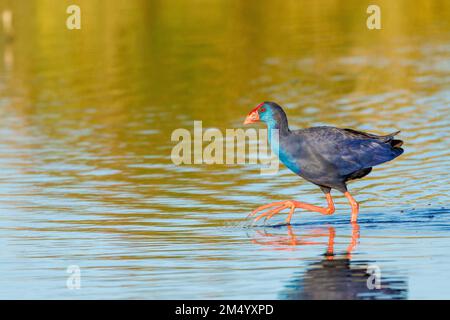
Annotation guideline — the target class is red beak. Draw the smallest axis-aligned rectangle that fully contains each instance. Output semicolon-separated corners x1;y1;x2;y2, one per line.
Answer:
244;110;260;125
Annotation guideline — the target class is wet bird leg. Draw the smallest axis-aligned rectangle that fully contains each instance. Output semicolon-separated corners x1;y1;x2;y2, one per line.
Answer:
249;193;335;224
344;192;359;223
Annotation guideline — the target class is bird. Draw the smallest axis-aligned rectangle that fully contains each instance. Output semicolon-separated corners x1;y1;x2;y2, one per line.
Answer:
243;101;404;224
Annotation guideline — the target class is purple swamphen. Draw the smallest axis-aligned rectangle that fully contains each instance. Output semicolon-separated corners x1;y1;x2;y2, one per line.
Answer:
244;102;404;224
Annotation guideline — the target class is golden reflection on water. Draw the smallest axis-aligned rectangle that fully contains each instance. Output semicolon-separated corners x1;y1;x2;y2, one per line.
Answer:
0;0;449;298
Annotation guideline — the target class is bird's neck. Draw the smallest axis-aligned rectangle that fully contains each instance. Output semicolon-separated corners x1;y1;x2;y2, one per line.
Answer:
266;116;290;137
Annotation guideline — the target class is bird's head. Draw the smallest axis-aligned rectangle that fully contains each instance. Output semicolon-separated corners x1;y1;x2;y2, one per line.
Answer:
244;101;287;127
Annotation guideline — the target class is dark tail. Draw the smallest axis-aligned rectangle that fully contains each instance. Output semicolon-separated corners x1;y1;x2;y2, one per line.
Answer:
343;128;404;156
390;139;403;148
384;131;404;156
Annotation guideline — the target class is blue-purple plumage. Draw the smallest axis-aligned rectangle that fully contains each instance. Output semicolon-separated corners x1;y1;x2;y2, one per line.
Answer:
259;102;404;193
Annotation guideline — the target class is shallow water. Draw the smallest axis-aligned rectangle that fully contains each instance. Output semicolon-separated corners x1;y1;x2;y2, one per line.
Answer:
0;0;449;299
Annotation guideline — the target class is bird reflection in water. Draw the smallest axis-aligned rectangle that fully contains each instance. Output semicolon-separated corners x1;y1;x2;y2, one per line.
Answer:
252;223;408;300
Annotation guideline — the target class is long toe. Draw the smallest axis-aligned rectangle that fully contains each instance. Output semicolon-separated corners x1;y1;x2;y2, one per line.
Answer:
262;204;290;223
248;201;287;218
254;204;287;223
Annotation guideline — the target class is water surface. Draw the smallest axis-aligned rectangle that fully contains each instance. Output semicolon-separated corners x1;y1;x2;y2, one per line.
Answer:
0;0;449;299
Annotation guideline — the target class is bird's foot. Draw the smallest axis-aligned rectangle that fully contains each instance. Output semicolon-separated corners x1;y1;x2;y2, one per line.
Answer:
248;196;335;225
248;200;299;224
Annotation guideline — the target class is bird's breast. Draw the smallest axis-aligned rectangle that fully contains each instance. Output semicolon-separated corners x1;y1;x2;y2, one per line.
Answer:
268;130;301;174
278;148;301;174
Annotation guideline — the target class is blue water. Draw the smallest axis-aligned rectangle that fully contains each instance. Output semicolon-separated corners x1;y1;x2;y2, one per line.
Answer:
0;0;449;299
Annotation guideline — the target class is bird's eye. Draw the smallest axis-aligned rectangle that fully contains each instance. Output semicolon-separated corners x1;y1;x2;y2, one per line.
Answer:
260;107;266;112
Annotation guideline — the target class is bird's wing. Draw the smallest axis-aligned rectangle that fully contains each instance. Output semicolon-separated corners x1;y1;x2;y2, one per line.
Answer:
341;128;400;143
294;127;403;176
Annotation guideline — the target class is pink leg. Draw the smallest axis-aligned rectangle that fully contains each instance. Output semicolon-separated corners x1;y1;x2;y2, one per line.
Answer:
249;193;335;224
344;192;359;223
